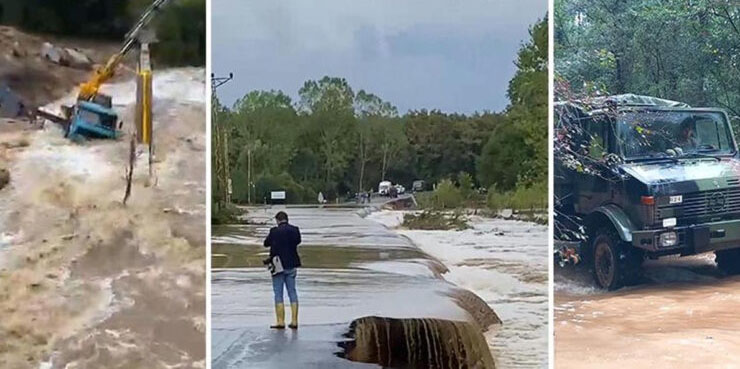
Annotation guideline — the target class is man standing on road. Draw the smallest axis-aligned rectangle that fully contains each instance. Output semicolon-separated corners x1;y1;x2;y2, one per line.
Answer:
263;211;302;329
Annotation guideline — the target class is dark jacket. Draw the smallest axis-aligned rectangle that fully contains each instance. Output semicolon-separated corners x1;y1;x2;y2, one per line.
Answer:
263;222;302;270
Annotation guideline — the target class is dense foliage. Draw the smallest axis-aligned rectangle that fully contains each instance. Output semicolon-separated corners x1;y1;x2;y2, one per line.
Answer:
0;0;205;66
214;18;548;210
555;0;739;118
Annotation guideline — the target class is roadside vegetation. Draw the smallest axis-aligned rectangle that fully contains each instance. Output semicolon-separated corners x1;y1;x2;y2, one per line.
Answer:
211;203;245;225
212;18;547;221
555;0;740;135
0;0;205;67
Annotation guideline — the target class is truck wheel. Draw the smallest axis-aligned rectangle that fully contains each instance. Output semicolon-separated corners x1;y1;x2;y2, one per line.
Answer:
590;227;643;290
715;249;740;274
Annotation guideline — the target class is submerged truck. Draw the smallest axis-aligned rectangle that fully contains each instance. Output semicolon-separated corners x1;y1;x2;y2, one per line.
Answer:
555;94;740;290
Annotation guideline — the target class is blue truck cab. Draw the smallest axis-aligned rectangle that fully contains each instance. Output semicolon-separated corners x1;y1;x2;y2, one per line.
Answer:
66;100;120;140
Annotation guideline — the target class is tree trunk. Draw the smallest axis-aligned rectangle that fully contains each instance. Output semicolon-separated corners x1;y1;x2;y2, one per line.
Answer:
381;146;388;180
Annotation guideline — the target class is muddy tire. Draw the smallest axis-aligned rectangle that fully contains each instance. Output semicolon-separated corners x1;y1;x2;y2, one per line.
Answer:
589;227;643;290
715;248;740;275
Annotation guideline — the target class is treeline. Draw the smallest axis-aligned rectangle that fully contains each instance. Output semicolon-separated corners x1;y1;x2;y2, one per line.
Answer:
555;0;739;117
0;0;205;66
214;18;547;209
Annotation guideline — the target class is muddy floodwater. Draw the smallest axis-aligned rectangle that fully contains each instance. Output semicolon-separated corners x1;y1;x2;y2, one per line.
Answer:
211;207;503;369
0;69;205;369
556;254;740;368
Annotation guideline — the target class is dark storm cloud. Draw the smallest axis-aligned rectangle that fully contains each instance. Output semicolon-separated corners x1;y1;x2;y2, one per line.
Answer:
212;0;546;114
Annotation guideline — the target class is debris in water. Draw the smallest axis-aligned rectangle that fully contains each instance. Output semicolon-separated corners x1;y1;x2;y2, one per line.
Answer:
0;84;26;118
123;135;135;205
338;316;496;369
0;168;8;189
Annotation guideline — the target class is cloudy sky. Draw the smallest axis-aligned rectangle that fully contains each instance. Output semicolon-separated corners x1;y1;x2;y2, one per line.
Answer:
212;0;546;114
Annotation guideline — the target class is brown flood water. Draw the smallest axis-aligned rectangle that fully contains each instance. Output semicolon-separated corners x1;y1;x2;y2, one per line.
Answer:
555;253;740;368
0;69;206;369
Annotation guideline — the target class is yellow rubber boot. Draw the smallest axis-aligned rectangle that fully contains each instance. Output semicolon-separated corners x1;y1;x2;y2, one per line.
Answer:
270;303;285;329
289;303;299;329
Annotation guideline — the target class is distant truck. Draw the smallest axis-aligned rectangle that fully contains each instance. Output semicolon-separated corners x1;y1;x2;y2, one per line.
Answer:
379;181;392;196
555;94;740;290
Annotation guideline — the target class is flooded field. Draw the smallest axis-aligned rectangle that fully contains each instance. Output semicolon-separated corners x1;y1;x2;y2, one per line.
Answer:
367;211;549;369
555;253;740;368
211;208;500;369
0;69;206;368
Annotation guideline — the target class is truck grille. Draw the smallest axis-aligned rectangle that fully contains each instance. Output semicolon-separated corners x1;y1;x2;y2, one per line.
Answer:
657;186;740;222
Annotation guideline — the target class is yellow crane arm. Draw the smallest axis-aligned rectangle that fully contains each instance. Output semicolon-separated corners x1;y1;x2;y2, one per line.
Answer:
76;0;171;101
78;53;125;100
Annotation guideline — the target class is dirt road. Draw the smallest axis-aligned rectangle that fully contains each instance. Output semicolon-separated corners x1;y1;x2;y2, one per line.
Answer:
555;254;740;369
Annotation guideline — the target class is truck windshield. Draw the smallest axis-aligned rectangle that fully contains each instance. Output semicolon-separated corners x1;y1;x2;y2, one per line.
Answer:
616;111;735;160
78;109;102;125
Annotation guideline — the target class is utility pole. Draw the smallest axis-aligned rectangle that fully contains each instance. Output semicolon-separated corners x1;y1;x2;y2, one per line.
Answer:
247;147;252;204
212;73;233;210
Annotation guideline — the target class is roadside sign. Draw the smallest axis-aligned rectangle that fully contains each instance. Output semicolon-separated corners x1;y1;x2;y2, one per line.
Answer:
271;191;286;200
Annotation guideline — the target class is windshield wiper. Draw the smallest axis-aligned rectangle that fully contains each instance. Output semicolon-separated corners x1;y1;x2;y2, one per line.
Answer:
630;153;678;163
680;151;721;161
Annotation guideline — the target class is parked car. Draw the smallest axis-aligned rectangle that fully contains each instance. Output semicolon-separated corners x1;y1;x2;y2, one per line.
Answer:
395;184;406;194
412;180;425;192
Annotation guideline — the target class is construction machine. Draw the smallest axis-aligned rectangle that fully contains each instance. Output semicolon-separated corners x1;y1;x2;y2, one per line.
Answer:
38;0;170;140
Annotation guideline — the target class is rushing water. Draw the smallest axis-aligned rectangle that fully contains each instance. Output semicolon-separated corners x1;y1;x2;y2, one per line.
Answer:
0;69;206;369
555;253;740;368
367;211;549;369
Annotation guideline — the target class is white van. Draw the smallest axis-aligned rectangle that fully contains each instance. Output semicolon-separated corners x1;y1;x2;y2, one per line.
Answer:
378;181;392;196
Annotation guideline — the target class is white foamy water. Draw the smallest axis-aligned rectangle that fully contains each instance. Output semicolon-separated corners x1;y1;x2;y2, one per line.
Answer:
367;210;549;369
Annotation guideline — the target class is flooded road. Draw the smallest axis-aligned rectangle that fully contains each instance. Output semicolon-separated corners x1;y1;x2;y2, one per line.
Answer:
0;69;205;368
555;253;740;368
367;211;548;369
211;207;499;369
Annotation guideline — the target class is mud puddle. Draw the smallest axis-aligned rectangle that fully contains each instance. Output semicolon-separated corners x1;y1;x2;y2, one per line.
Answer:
556;253;740;368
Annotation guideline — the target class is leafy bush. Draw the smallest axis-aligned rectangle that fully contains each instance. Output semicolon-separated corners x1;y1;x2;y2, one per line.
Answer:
402;210;469;231
429;179;463;209
211;203;244;225
457;172;474;199
488;181;547;211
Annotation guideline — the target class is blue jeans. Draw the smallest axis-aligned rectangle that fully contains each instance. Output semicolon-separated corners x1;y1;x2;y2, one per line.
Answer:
272;268;298;304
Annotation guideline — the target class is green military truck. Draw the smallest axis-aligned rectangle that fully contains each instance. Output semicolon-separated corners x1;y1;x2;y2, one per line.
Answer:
555;94;740;290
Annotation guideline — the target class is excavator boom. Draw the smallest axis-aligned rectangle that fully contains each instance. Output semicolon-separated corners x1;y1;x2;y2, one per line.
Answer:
77;0;171;101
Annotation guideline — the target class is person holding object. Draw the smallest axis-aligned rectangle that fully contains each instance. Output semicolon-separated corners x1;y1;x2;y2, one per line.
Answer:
263;211;302;329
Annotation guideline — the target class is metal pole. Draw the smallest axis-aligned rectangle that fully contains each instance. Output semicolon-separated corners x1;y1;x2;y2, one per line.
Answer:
211;73;233;208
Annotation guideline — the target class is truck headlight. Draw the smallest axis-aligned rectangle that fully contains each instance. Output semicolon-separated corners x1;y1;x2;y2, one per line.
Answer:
659;232;678;247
